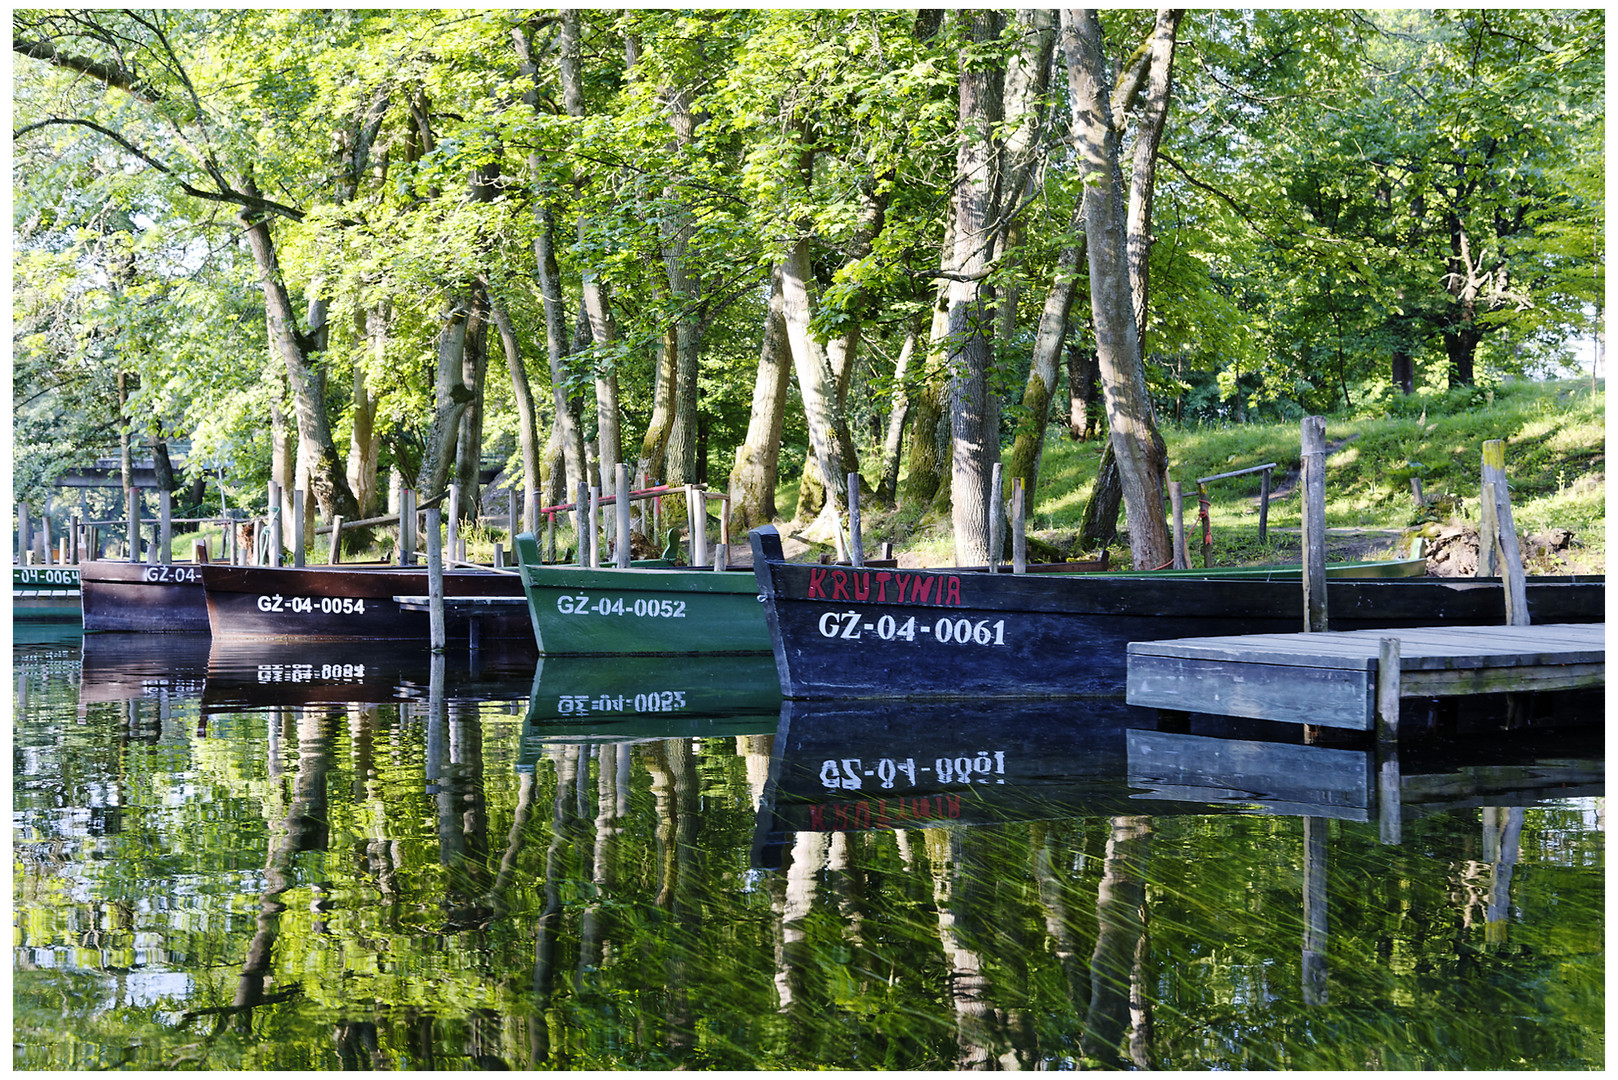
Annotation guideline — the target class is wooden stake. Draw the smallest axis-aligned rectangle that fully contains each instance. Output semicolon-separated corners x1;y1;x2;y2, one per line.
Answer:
589;486;602;569
1169;482;1187;569
426;507;446;652
1301;416;1328;632
1011;478;1027;574
987;463;1004;573
1487;480;1530;626
328;515;344;564
291;489;304;567
847;473;864;569
615;463;632;569
1479;441;1506;578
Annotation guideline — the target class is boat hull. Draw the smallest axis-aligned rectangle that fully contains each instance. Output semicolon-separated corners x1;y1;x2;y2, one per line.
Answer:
80;560;209;632
748;526;1604;700
199;563;530;641
514;533;769;654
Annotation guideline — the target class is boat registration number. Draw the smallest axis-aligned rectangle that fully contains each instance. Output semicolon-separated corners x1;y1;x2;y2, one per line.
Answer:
256;594;366;614
143;565;201;583
815;610;1007;646
555;594;686;619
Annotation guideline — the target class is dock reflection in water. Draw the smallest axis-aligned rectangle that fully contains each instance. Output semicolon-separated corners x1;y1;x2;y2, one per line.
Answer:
14;635;1604;1071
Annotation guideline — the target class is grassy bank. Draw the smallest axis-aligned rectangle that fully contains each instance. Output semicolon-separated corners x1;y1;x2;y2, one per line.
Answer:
847;377;1605;573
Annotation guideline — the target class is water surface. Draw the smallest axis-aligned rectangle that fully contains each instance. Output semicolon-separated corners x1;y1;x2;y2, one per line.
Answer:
12;630;1604;1070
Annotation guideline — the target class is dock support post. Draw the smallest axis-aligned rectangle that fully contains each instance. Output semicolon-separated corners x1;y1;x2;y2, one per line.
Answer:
1012;477;1027;574
328;515;344;564
1482;440;1530;626
1375;636;1401;747
986;463;1003;573
426;507;446;653
847;473;864;569
1169;482;1188;569
615;464;632;569
1196;481;1211;568
1301;416;1328;632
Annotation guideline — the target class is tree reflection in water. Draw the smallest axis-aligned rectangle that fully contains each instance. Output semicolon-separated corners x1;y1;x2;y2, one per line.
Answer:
10;642;1604;1071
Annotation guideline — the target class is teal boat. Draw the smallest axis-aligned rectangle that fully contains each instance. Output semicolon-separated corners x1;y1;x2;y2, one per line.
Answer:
13;564;82;622
514;533;770;655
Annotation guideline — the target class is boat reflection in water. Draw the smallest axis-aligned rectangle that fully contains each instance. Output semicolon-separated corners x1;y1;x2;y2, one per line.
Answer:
28;635;1603;1071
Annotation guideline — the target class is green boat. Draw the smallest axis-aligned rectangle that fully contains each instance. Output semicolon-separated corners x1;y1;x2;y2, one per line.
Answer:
513;533;770;655
13;564;82;622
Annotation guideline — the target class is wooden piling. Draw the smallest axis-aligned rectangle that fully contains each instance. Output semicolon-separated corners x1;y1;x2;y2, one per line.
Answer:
328;515;344;564
448;483;461;565
425;507;446;652
291;489;304;567
575;481;590;568
1169;482;1187;569
1011;478;1027;575
589;486;602;569
127;488;140;562
1301;416;1328;632
399;488;417;566
986;463;1003;573
715;492;730;571
1479;441;1505;578
1258;466;1272;543
615;463;632;569
17;501;31;565
847;473;864;569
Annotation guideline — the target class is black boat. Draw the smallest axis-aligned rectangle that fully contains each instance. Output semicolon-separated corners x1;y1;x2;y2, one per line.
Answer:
80;558;210;632
748;525;1604;700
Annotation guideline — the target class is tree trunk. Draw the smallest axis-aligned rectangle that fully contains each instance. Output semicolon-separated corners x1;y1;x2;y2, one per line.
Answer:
417;296;477;497
1008;229;1083;500
453;289;490;522
1063;9;1171;570
780;238;860;522
640;291;678;480
1068;339;1100;440
236;191;359;523
727;264;792;531
945;9;1007;568
1123;9;1183;352
659;82;704;492
348;307;385;516
487;287;543;516
876;320;922;507
532;201;587;498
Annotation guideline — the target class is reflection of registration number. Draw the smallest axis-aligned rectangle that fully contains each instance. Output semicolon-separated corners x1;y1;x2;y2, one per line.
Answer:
558;690;688;715
555;594;686;618
820;751;1007;790
816;610;1006;646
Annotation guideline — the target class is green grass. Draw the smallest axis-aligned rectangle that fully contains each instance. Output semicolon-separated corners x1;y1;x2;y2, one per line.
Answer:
795;377;1603;571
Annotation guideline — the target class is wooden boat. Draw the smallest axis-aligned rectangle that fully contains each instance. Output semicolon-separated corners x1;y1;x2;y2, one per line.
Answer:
748;525;1605;700
13;564;82;622
198;562;531;642
80;558;210;632
513;532;771;655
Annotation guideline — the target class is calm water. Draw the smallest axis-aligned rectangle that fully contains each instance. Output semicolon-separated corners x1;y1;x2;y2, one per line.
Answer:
13;625;1605;1070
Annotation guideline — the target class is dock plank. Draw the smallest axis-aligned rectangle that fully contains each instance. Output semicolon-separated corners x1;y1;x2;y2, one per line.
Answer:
1126;623;1604;730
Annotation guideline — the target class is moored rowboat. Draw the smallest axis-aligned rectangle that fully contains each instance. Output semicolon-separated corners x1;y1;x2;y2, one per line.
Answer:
513;532;769;655
199;563;531;641
748;525;1604;700
80;559;209;632
14;564;83;622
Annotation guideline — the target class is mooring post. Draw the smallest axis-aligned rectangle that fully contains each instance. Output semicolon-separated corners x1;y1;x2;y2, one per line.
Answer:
1376;634;1403;843
847;473;864;569
447;484;461;565
545;511;556;563
1258;465;1272;542
401;488;417;566
17;501;31;566
589;486;603;569
70;509;80;566
1012;478;1027;574
1169;482;1187;569
1196;481;1211;568
575;481;590;568
715;493;730;571
1301;416;1328;633
1481;441;1530;626
615;463;632;569
986;463;1004;573
328;515;344;564
508;488;519;552
1479;441;1505;578
426;507;446;653
127;488;141;562
291;489;304;567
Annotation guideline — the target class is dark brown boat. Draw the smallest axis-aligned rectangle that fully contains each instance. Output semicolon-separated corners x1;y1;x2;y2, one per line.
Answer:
80;559;210;632
198;562;531;642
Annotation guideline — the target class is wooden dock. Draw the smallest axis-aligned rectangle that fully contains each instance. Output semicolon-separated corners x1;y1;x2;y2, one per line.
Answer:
1126;623;1604;735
